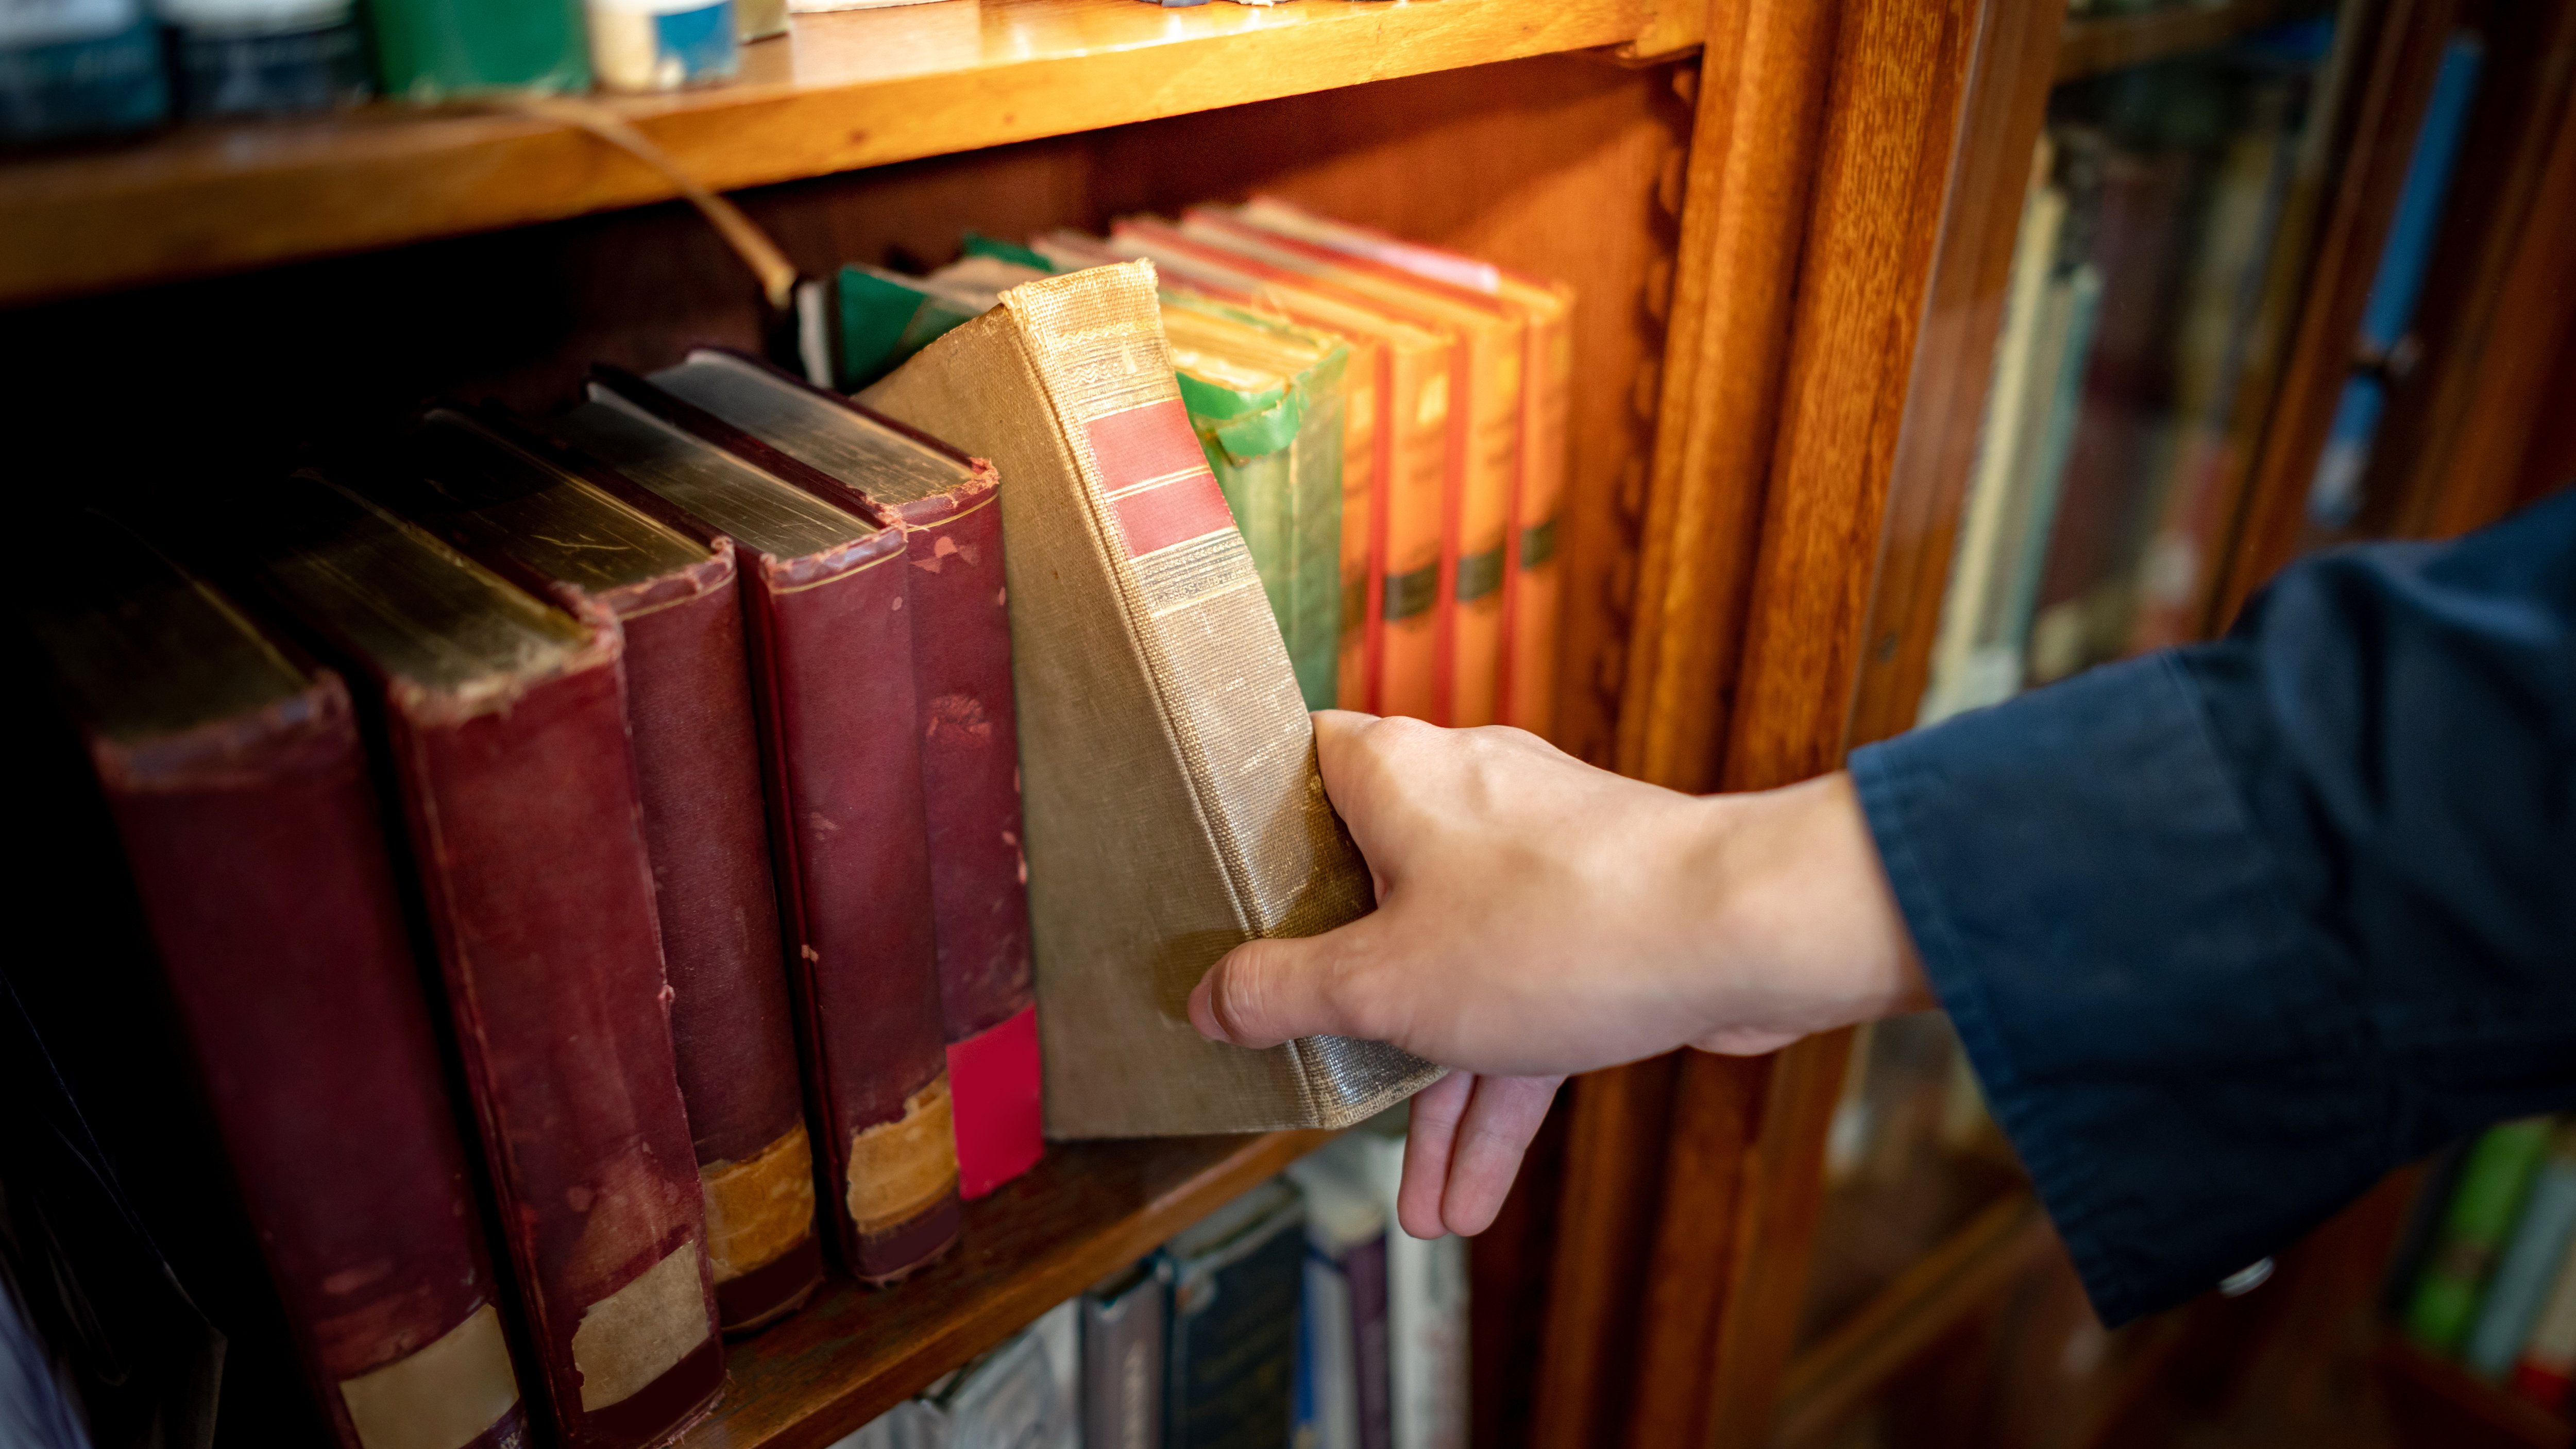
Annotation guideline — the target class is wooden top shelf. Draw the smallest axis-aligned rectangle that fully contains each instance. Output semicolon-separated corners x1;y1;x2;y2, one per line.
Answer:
0;0;1654;309
2055;0;2301;82
679;1128;1331;1449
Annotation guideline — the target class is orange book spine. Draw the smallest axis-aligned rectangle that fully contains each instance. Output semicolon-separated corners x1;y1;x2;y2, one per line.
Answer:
1501;295;1572;738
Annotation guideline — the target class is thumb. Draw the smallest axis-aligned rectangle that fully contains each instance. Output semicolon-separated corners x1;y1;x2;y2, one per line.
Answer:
1189;925;1375;1049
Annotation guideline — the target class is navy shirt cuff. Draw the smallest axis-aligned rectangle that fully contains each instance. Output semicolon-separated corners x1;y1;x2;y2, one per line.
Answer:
1848;654;2391;1325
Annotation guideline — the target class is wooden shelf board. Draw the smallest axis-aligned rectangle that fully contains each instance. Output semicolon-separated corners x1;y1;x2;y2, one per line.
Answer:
1772;1188;2058;1446
679;1128;1333;1449
0;0;1652;309
2055;0;2299;82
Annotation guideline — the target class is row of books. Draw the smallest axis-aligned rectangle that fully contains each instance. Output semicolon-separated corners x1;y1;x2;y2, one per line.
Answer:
787;197;1576;737
4;0;803;143
14;250;1455;1446
1920;30;2332;721
833;1126;1466;1449
2395;1117;2576;1412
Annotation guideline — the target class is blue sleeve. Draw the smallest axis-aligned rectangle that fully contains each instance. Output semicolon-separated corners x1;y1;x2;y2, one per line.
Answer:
1847;489;2576;1326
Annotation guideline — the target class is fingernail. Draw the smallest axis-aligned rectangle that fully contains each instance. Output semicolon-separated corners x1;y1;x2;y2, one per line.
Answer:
1187;979;1222;1042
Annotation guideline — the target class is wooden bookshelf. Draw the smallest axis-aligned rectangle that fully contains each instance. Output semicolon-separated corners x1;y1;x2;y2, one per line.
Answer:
677;1129;1331;1449
0;0;1677;308
2054;0;2300;82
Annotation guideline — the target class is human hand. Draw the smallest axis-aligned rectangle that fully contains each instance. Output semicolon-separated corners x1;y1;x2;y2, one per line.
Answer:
1188;711;1928;1239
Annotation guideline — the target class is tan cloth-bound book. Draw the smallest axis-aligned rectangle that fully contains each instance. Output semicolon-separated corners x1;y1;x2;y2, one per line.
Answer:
862;261;1440;1137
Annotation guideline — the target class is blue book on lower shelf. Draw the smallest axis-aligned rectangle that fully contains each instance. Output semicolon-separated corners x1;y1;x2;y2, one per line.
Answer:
1;0;167;145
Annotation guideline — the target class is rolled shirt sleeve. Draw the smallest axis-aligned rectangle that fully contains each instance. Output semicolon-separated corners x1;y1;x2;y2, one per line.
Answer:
1848;489;2576;1325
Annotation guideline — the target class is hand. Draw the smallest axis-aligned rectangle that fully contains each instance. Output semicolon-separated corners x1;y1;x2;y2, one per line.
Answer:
1188;711;1929;1239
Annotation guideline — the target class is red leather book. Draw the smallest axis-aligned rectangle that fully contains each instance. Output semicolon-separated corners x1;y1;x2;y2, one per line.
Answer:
371;408;827;1334
224;474;723;1449
554;373;963;1282
23;535;530;1449
645;347;1041;1201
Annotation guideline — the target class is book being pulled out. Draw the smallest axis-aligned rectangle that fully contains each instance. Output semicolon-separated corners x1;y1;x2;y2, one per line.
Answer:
862;260;1441;1137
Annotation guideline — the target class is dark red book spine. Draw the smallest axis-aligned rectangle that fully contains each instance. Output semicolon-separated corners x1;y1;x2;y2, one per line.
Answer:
713;353;1042;1200
383;626;724;1449
585;367;963;1283
833;410;1040;1201
606;547;827;1331
95;676;530;1449
737;532;963;1281
418;410;826;1333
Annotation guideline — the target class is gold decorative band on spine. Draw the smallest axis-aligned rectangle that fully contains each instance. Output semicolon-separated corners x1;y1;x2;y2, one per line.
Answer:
570;1242;713;1411
338;1302;520;1449
845;1075;960;1236
699;1124;818;1283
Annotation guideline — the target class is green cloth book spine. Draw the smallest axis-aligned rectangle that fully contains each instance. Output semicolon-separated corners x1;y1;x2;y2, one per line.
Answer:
2406;1118;2556;1354
368;0;589;99
833;264;986;390
1168;299;1348;711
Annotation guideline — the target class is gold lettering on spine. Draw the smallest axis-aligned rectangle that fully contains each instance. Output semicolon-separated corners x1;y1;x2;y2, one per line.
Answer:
845;1075;959;1235
338;1302;520;1449
698;1124;818;1282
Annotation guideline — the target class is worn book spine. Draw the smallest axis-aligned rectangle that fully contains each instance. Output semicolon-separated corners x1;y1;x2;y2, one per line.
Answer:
1497;276;1571;739
2406;1118;2555;1355
373;606;721;1447
771;371;1041;1202
397;408;825;1333
860;261;1438;1135
0;0;166;143
1176;211;1520;728
592;371;964;1277
1105;221;1452;723
164;0;369;118
90;671;529;1449
1164;1198;1307;1449
1343;1132;1466;1449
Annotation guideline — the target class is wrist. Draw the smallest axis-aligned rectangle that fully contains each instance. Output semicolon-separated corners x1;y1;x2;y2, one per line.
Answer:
1692;772;1930;1053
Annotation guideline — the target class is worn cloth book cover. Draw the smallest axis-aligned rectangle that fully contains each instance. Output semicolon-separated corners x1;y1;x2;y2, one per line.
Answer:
1160;294;1350;713
1036;229;1392;718
861;261;1439;1136
221;474;722;1449
1105;219;1454;725
640;347;1041;1202
21;531;529;1449
555;373;967;1273
376;407;827;1333
1161;1178;1307;1449
1230;198;1575;740
1176;208;1526;731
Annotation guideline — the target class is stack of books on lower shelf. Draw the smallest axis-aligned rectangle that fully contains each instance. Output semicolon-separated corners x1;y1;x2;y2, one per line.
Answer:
2389;1116;2576;1415
832;1124;1466;1449
10;257;1457;1448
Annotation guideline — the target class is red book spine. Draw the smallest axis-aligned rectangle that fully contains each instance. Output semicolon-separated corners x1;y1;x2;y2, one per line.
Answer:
737;530;963;1282
812;387;1040;1201
384;629;723;1449
96;676;529;1449
602;545;825;1332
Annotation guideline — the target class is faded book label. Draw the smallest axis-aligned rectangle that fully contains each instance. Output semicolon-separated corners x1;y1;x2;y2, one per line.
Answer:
338;1302;521;1449
1087;399;1239;562
570;1243;711;1411
698;1123;817;1282
846;1074;959;1234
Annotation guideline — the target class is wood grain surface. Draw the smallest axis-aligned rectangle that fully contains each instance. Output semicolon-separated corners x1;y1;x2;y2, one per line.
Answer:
677;1131;1330;1449
1844;0;2066;749
0;0;1657;306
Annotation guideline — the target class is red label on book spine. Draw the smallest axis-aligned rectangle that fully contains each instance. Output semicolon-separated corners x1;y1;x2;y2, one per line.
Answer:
946;1004;1043;1199
1087;400;1235;559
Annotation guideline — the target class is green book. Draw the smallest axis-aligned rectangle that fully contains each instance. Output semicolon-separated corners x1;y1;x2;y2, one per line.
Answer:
2406;1118;2556;1354
832;263;987;391
1163;296;1348;711
367;0;589;100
